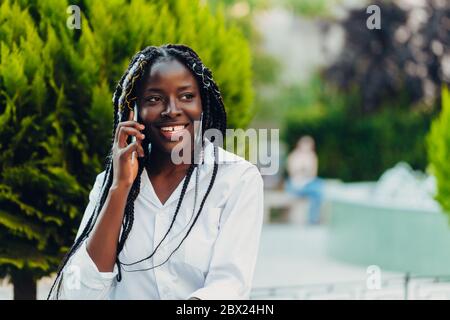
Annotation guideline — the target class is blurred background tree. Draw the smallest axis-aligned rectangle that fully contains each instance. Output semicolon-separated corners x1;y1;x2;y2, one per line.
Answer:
0;0;253;299
326;0;449;112
281;0;449;181
283;80;432;181
202;0;448;183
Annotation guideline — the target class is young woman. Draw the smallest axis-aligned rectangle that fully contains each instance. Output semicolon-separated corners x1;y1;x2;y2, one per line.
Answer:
47;44;264;300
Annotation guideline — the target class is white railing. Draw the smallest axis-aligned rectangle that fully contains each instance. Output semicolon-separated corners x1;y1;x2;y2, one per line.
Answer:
250;274;450;300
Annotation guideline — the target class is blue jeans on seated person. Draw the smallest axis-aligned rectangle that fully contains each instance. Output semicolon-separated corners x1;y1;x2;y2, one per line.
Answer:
285;178;324;224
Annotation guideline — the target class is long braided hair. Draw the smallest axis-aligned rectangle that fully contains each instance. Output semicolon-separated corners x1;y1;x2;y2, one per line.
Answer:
47;44;227;299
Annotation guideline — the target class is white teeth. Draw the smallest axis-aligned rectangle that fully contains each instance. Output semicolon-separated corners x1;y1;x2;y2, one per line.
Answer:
160;125;186;132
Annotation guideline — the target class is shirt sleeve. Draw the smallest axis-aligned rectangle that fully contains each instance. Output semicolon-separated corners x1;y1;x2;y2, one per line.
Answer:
187;165;264;300
55;170;119;300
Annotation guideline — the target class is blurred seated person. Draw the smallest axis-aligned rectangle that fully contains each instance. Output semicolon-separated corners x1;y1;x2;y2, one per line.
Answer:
285;136;324;224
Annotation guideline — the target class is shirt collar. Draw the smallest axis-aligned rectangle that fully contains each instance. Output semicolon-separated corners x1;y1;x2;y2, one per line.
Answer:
141;138;240;209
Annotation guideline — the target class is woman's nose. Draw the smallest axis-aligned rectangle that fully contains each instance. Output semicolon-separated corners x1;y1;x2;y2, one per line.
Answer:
161;98;182;118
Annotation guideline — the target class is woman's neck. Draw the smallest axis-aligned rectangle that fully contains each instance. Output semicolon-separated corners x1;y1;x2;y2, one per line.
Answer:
146;148;191;177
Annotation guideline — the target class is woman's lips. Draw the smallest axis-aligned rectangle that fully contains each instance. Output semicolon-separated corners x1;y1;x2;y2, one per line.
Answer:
158;123;190;141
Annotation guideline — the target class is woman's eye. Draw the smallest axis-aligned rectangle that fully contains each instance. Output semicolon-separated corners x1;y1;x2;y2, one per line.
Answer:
181;93;194;101
145;96;161;103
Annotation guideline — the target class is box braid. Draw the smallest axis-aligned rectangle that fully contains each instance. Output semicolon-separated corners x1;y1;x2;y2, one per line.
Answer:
47;49;153;299
48;44;226;299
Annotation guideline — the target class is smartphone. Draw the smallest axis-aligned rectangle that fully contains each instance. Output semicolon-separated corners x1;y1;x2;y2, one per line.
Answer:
132;102;151;159
131;102;138;163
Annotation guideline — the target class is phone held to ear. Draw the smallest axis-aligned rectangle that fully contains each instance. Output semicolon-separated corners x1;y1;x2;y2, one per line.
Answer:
131;102;138;164
132;102;152;161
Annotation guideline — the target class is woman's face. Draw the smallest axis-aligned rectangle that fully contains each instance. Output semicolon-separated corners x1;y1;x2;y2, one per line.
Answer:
137;58;203;156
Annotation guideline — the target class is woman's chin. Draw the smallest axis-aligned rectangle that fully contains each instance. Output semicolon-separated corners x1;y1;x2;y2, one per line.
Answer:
153;140;192;162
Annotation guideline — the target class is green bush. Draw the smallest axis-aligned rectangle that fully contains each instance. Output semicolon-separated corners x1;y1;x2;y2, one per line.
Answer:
0;0;253;299
427;86;450;215
282;80;433;182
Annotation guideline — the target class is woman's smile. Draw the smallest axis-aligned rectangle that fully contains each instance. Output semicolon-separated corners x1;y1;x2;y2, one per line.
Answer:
155;122;191;141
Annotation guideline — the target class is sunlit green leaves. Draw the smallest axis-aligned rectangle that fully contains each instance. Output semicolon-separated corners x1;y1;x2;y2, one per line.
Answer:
0;0;253;284
427;87;450;217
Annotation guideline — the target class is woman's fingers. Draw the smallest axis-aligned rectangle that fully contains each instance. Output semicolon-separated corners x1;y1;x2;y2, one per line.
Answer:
121;140;145;158
136;140;145;157
117;126;145;148
129;109;134;121
114;121;145;143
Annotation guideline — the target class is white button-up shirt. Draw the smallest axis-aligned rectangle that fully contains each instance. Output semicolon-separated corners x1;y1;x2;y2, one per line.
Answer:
56;139;264;300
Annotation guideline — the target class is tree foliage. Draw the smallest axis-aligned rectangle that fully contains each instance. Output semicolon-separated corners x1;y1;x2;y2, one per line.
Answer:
0;0;253;298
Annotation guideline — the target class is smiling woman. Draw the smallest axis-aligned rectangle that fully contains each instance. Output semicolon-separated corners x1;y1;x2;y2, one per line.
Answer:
47;44;264;300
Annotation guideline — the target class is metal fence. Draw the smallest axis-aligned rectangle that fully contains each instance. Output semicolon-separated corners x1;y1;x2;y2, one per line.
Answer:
250;274;450;300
